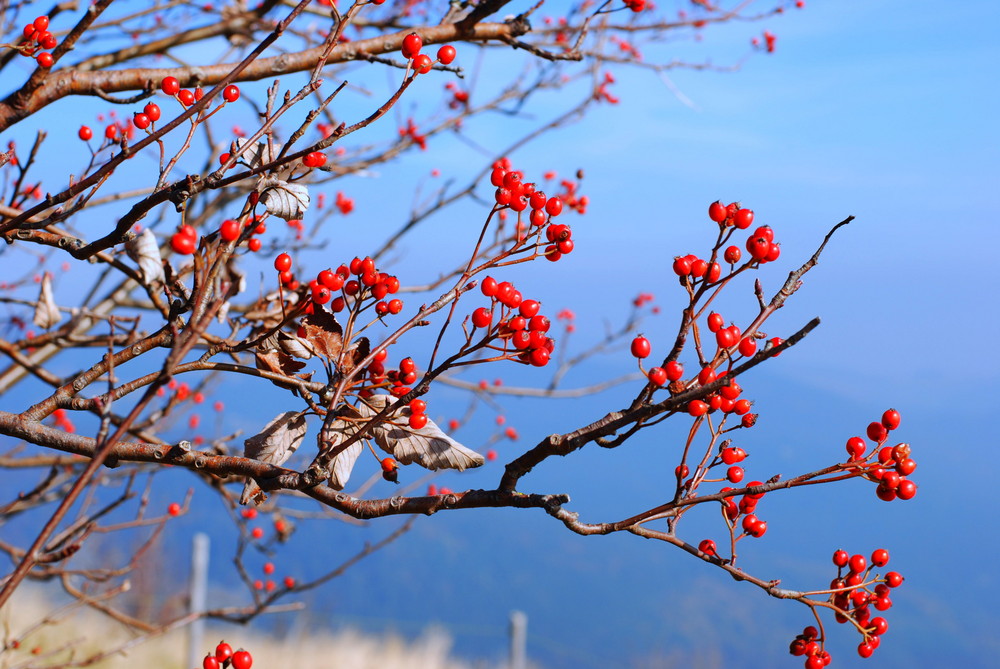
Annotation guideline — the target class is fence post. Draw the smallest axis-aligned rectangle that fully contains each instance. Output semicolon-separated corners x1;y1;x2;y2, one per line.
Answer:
186;532;210;669
509;610;527;669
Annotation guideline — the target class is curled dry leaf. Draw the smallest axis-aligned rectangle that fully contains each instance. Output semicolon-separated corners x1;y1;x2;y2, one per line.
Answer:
233;138;281;169
254;347;312;384
299;307;369;372
320;408;366;491
124;228;165;285
260;176;309;220
362;394;484;471
241;411;309;505
33;273;60;329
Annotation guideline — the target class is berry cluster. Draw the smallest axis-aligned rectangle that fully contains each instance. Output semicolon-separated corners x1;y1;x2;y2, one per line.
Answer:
380;456;399;482
303;255;402;317
489;159;571;260
203;642;252;669
846;409;917;502
400;33;457;75
789;549;903;666
472;277;556;367
16;16;57;68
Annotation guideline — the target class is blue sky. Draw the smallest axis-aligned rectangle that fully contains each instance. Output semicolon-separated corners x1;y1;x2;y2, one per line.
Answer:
2;2;998;667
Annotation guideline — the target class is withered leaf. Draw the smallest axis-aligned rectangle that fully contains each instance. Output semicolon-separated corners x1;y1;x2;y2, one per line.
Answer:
259;177;309;220
321;412;366;491
299;307;344;361
233;138;281;169
255;347;311;384
278;331;314;360
125;228;165;285
33;273;60;330
241;411;308;505
361;395;484;472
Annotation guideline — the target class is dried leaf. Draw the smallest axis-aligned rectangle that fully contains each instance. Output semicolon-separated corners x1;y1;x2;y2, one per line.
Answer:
254;348;312;387
33;273;60;329
241;411;308;505
299;308;344;360
234;138;281;169
361;395;484;472
278;331;315;360
325;422;364;491
260;177;309;220
125;228;165;285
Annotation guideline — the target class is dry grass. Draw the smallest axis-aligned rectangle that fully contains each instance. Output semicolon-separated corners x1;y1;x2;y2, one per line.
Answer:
1;588;488;669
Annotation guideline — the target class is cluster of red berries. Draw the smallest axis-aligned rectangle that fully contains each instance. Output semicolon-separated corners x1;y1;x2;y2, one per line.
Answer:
302;151;326;168
303;255;402;316
16;16;57;68
399;118;427;150
160;75;239;109
444;82;470;109
789;549;903;666
171;224;199;255
476;277;555;367
51;408;75;434
202;642;252;669
489;160;571;260
400;33;456;74
335;191;354;214
595;71;619;104
251;561;294;592
846;409;916;501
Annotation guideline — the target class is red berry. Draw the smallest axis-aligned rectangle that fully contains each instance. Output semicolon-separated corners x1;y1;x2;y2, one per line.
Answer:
167;502;181;516
630;336;651;359
33;16;50;31
178;89;195;106
171;232;197;255
248;238;261;252
132;112;150;130
896;479;917;499
647;367;667;386
408;412;428;430
402;33;423;59
203;654;220;669
734;208;754;229
545;197;563;216
220;219;240;242
528;347;550;367
832;549;849;567
727;466;744;483
471;307;492;329
665;361;683;381
223;85;240;102
161;76;180;95
738;337;757;357
413;53;433;74
687;400;708;417
707;312;724;333
78;125;92;141
845;436;866;459
672;256;692;276
231;650;252;669
698;539;717;556
519;299;541;318
698;366;716;385
871;548;889;567
884;571;904;588
723;245;741;264
881;408;901;430
437;44;456;65
273;253;292;272
36;52;53;68
849;554;867;574
708;201;727;223
144;102;161;121
867;421;888;443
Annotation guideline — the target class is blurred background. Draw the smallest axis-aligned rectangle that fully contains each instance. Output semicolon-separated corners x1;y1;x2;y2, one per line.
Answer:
2;1;997;668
